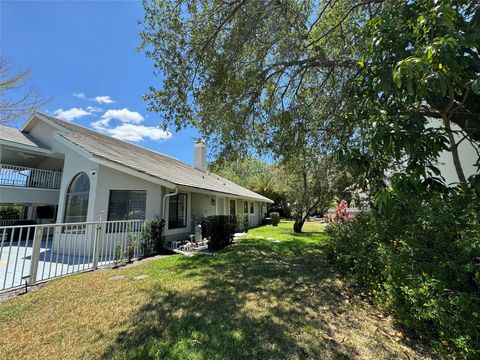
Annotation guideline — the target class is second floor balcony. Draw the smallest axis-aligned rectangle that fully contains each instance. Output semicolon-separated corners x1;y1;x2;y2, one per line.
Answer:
0;164;62;190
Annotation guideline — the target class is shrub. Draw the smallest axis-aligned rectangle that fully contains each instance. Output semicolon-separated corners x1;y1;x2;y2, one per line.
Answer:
270;212;280;226
114;243;122;264
236;214;249;233
325;193;480;358
0;205;21;220
205;215;236;251
141;217;165;257
125;237;135;263
201;219;208;239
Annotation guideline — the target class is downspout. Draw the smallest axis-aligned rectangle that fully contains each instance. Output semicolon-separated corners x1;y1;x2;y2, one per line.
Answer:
162;188;178;226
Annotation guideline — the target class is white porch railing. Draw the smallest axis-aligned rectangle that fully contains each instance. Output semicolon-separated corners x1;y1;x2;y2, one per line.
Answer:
0;219;145;292
0;164;62;189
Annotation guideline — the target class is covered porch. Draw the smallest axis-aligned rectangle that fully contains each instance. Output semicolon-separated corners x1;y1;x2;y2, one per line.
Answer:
0;145;63;226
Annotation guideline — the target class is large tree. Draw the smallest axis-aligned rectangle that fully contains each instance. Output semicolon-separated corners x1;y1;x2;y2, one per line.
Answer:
140;0;479;216
139;0;365;151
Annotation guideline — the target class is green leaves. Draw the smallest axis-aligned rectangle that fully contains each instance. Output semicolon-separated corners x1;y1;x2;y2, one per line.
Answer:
344;0;479;202
326;190;480;358
374;188;394;215
472;79;480;95
140;0;367;158
140;0;479;214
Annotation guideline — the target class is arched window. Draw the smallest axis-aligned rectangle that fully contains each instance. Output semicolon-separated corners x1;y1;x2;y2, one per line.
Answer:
64;172;90;223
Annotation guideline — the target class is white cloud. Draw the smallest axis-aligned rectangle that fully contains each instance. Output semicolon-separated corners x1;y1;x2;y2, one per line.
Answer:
92;108;144;130
94;95;115;104
54;107;91;122
72;92;116;105
105;123;171;141
86;106;103;113
91;107;170;142
73;92;86;99
101;108;143;123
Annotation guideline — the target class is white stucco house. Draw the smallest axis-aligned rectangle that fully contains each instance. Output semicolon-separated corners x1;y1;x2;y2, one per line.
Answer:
0;112;273;242
429;119;478;186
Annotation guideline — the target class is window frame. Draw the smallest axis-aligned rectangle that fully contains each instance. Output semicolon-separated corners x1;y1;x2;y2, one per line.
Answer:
168;193;188;229
229;199;236;216
107;190;147;221
243;201;248;214
249;202;255;214
63;172;90;223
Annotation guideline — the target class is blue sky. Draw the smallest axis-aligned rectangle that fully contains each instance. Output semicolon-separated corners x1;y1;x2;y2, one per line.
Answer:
2;0;200;164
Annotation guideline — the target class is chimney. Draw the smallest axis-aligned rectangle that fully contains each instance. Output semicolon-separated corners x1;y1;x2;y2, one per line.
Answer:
194;140;207;172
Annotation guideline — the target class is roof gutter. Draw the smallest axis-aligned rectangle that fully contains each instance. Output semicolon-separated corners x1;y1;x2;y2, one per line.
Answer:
175;185;274;204
0;139;52;155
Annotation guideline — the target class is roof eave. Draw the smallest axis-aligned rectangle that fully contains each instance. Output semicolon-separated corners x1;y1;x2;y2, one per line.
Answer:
176;184;274;203
21;112;68;133
0;139;52;154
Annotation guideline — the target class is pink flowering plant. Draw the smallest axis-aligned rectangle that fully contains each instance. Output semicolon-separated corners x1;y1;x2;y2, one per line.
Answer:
335;200;350;223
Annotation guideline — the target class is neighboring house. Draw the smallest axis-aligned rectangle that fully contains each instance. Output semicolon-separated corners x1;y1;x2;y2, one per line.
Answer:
0;112;273;243
429;119;479;185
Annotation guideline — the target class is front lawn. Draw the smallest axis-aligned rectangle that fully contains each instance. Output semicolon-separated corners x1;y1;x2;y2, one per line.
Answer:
0;221;430;359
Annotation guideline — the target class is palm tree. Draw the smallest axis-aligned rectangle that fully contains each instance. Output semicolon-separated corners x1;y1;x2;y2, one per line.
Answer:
249;171;276;199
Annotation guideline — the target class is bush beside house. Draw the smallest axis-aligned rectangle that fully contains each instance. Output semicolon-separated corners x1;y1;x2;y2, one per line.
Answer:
325;193;480;358
204;215;237;250
140;218;166;257
0;205;21;220
237;214;249;233
270;212;280;226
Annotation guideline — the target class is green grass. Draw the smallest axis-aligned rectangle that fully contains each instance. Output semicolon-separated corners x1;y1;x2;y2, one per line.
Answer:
0;221;431;359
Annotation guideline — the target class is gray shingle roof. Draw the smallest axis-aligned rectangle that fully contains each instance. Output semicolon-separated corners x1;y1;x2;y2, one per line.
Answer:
39;113;273;203
0;125;46;149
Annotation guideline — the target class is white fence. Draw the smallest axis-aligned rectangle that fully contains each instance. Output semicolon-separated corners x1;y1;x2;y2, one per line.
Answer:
0;220;145;292
0;164;62;189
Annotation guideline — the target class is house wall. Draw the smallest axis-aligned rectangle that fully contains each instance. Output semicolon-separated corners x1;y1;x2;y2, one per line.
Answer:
251;202;259;227
236;199;263;227
93;165;163;221
237;199;245;216
250;201;262;227
216;197;264;228
0;186;60;205
216;196;225;215
191;192;217;223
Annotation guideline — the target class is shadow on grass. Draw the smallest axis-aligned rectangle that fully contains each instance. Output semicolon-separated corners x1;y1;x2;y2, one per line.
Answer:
99;229;401;359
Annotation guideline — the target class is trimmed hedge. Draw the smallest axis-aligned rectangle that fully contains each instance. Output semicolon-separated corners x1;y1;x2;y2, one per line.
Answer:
204;215;237;251
270;212;280;226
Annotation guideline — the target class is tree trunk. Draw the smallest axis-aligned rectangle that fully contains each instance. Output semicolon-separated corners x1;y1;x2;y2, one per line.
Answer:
293;219;305;233
443;116;467;187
